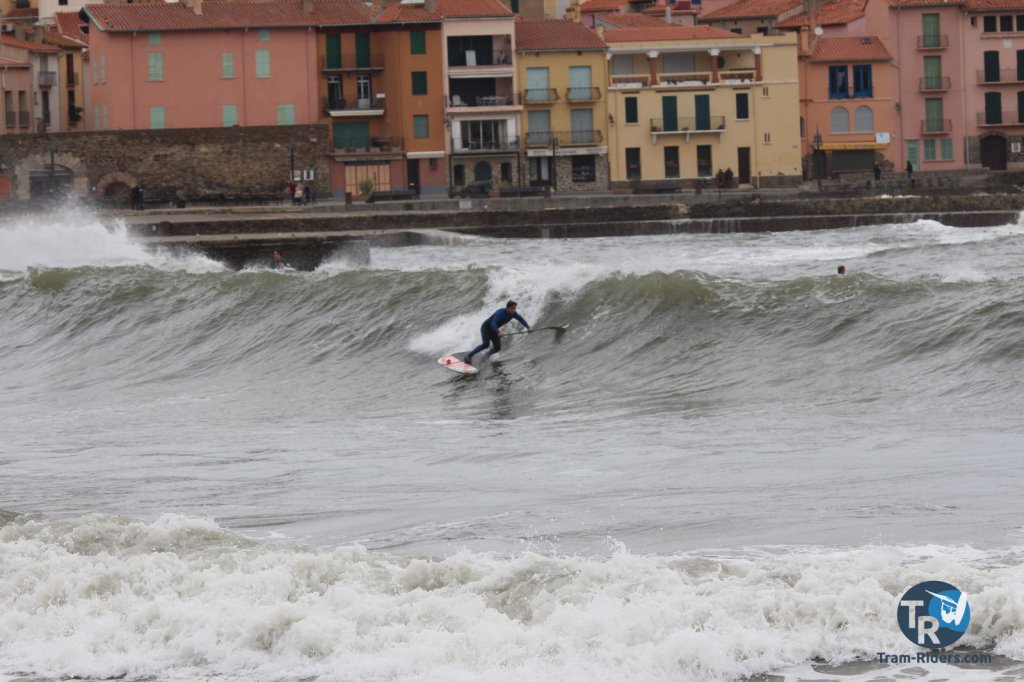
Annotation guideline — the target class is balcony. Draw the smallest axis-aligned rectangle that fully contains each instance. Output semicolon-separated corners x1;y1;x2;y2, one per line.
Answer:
523;88;559;104
650;116;726;137
919;76;951;92
610;74;651;88
451;136;520;154
446;93;519;109
921;118;952;134
324;95;385;116
917;34;949;49
977;111;1024;126
320;54;385;72
977;69;1024;84
37;71;57;88
566;86;601;102
525;130;604;147
332;136;404;155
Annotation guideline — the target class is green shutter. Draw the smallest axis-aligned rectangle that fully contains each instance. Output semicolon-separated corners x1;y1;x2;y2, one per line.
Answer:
100;54;107;82
148;32;161;45
940;138;954;160
222;105;238;127
150;107;165;129
413;114;428;138
410;30;426;55
277;104;295;125
222;53;235;79
924;138;936;161
333;121;371;151
259;28;270;41
356;34;370;68
412;71;427;95
147;53;163;82
326;35;341;69
255;49;271;78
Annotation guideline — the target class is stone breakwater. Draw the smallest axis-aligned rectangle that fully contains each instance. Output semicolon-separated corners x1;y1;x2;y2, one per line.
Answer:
124;194;1024;270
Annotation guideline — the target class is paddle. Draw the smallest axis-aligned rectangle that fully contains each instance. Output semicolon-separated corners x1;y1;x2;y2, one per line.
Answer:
502;325;568;336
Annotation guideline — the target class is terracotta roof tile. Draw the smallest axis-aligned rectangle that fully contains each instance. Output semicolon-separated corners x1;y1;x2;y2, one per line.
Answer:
597;12;671;26
808;35;891;60
603;24;741;40
580;0;632;12
0;35;64;52
776;0;866;28
41;30;86;48
965;0;1024;10
434;0;512;17
84;0;377;32
3;7;38;18
54;11;89;43
373;4;442;22
515;18;606;50
642;1;697;13
699;0;801;20
0;56;30;67
889;0;964;6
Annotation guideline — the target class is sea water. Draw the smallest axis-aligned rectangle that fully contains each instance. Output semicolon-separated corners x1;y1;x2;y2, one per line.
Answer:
1;207;1023;681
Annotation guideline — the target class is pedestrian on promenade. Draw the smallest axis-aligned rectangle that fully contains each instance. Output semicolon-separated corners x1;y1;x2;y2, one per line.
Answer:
905;161;914;183
873;163;881;182
724;168;734;188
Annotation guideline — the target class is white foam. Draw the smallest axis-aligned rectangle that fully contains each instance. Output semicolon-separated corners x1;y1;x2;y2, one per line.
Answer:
2;515;1024;682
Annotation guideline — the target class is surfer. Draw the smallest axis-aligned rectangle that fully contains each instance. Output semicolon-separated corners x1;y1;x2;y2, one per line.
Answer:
464;300;533;365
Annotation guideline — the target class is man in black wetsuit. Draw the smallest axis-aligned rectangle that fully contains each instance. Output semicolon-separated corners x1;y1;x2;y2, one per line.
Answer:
464;300;533;365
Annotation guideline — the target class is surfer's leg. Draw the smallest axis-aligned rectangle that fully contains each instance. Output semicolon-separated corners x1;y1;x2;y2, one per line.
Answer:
466;325;490;362
484;330;502;358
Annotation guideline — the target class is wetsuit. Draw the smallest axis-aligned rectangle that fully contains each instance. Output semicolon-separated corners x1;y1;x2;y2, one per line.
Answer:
465;307;530;363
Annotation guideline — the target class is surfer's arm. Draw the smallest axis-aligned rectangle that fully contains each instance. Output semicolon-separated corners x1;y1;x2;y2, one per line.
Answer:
513;313;530;330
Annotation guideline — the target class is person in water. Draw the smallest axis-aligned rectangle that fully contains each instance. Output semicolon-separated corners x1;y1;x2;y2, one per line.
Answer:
464;300;533;365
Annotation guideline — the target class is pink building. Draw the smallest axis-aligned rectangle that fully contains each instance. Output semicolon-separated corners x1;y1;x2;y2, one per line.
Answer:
83;0;375;131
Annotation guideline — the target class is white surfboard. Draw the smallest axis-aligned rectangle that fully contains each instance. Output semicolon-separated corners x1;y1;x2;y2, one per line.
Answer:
438;354;479;376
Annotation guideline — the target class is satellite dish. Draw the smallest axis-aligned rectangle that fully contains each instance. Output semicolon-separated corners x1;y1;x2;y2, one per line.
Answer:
814;25;824;35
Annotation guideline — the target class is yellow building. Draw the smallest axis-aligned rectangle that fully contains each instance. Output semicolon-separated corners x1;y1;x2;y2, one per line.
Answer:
516;17;609;191
601;24;802;187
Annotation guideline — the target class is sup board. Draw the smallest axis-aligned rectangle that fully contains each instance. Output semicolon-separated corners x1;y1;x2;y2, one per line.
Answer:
438;353;479;376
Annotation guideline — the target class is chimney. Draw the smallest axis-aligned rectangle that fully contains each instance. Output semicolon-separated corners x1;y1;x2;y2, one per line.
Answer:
302;0;313;13
181;0;203;16
664;2;671;23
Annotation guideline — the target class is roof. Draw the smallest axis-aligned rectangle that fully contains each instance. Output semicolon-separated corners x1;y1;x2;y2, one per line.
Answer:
807;36;891;60
597;12;672;26
699;0;801;20
41;30;87;48
0;55;30;67
0;35;64;52
434;0;512;18
373;4;442;23
888;0;963;6
642;1;697;14
580;0;631;12
3;6;38;18
776;0;866;28
964;0;1024;10
603;24;740;41
516;18;606;50
54;11;89;43
84;0;378;32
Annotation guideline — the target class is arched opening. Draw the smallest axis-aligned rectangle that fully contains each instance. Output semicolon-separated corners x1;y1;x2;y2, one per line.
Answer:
29;165;73;200
830;107;850;134
473;161;492;182
854;106;874;133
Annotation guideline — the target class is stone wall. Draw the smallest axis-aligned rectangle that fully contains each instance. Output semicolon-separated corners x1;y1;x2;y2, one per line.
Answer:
0;125;331;203
688;193;1024;219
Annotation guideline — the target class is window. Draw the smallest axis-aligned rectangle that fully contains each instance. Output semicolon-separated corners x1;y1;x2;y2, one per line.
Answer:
830;106;850;133
854;105;874;132
1001;15;1013;32
800;116;805;138
985;92;1002;124
763;132;772;144
93;105;100;129
100;55;106;83
696;144;712;177
326;35;341;69
735;92;749;120
923;56;942;89
762;86;769;97
829;66;848;99
940;138;954;160
925;98;944;131
984;16;997;32
527;110;551;145
410;30;426;55
924;138;936;161
570;108;594;144
222;104;238;127
91;58;97;84
411;71;427;95
625;147;641;179
1019;90;1024;122
568;65;593;101
572;156;596;183
624;96;638;124
147;53;162;82
664;146;679;178
984;51;1000;82
1018;15;1024;31
149;107;165;129
255;49;271;78
222;53;235;79
525;67;549;102
413;114;429;138
852;65;873;98
259;28;270;41
921;14;940;48
102;105;108;129
501;162;512;183
148;32;161;45
277;104;294;125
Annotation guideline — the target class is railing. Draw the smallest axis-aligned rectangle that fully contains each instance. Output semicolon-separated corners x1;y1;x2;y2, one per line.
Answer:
4;110;14;128
525;130;605;146
448;51;513;68
320;54;386;71
718;69;757;82
446;93;519;107
451;136;520;153
919;76;951;91
921;118;952;133
566;86;601;102
323;95;386;113
610;74;651;88
650;116;726;132
37;71;57;87
976;69;1024;84
523;88;559;103
977;111;1024;125
332;136;404;154
917;34;949;49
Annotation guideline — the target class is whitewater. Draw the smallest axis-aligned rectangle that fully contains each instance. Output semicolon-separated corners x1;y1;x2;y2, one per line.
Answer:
1;207;1023;682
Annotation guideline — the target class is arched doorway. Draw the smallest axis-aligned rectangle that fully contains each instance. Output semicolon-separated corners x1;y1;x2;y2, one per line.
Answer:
104;181;131;202
980;135;1007;171
29;165;74;200
473;161;492;183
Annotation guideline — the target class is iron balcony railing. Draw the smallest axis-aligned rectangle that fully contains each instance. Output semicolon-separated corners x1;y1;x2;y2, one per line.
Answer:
919;76;951;91
977;111;1024;125
446;93;519;107
37;71;57;87
319;54;386;72
565;86;601;102
977;69;1024;84
917;34;949;49
522;88;559;103
323;95;385;113
525;130;604;146
921;118;952;134
650;116;726;132
451;136;520;153
332;136;404;153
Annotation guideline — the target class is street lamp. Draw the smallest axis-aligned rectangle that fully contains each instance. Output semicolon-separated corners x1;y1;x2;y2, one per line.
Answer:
288;144;296;182
811;129;824;192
